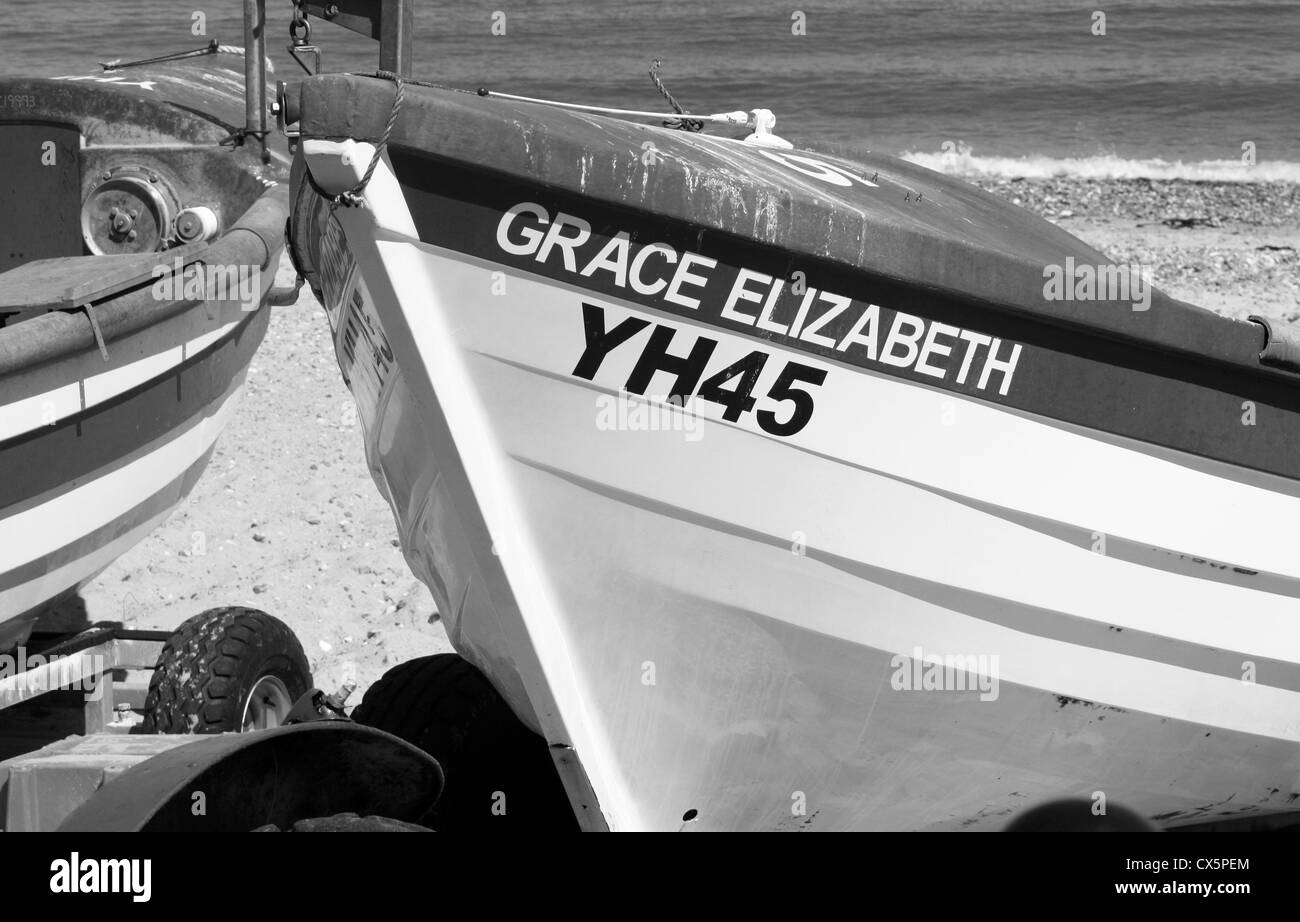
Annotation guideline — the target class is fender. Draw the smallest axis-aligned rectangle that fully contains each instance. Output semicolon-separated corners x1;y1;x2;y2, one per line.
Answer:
57;722;443;831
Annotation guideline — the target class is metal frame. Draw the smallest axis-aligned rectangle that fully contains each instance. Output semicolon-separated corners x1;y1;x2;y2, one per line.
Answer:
244;0;268;160
0;623;168;733
300;0;413;75
244;0;413;158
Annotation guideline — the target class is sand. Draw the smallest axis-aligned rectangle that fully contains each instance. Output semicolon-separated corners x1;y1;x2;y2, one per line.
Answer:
77;257;452;705
74;178;1300;703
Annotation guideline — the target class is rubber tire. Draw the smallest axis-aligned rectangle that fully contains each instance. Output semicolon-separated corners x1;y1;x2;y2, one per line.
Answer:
287;153;325;302
253;813;431;832
143;607;312;734
352;654;578;831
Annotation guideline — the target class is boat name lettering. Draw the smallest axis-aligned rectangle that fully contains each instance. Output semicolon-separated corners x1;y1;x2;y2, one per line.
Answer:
318;215;355;323
574;303;826;437
497;202;1023;396
340;285;393;392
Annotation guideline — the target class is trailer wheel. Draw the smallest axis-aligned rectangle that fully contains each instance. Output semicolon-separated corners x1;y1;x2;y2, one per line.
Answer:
352;653;577;830
143;607;311;734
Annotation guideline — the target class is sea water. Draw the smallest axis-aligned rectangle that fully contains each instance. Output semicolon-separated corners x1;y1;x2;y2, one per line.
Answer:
4;0;1297;180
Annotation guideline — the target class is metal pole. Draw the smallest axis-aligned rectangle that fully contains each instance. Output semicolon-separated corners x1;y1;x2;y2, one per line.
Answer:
379;0;413;77
244;0;268;162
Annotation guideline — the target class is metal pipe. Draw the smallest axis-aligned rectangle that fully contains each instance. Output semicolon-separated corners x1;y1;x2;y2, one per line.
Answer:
379;0;413;77
244;0;268;162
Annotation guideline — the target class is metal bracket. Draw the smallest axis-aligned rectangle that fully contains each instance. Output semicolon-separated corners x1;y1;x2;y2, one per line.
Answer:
287;42;322;76
266;274;305;306
300;0;413;77
81;303;110;361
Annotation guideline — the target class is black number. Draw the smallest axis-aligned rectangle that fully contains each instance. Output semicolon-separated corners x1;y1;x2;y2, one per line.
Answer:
757;362;826;436
697;351;767;421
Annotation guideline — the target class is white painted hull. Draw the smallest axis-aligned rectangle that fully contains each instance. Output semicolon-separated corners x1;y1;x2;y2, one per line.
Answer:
0;52;287;654
304;141;1300;831
0;310;265;651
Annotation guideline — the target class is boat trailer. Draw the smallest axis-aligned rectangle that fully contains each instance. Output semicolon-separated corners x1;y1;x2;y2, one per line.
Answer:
0;611;442;831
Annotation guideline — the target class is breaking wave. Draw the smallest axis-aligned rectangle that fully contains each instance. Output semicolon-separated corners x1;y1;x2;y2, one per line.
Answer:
899;147;1300;183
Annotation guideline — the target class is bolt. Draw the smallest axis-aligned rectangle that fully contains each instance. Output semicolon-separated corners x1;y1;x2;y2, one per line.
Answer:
127;230;137;242
324;3;339;18
101;170;111;180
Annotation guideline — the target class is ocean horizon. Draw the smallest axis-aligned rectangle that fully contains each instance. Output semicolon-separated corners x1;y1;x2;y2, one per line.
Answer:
5;0;1298;181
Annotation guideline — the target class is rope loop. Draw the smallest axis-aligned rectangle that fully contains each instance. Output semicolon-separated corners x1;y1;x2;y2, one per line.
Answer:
329;71;405;209
649;59;703;132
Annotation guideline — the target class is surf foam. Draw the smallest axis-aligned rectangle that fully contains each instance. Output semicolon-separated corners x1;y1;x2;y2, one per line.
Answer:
899;147;1300;184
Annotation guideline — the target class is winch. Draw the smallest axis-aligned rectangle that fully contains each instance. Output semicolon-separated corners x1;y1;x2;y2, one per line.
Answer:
80;165;178;255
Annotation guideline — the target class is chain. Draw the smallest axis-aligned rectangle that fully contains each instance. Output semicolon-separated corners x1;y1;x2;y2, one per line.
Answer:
289;0;312;45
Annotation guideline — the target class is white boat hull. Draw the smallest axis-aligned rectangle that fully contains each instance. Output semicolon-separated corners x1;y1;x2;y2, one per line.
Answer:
303;140;1300;830
0;55;287;652
0;310;265;651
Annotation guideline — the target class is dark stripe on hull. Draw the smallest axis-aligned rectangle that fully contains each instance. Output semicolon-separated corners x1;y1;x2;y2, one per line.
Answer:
519;454;1300;694
0;436;219;600
0;307;266;514
389;149;1300;483
487;350;1300;598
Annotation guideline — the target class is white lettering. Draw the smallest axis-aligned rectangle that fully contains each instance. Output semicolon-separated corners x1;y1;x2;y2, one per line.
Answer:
536;211;591;271
801;291;851;348
978;339;1022;395
580;231;631;287
496;201;549;256
916;321;959;379
878;312;926;368
664;251;716;309
721;268;771;324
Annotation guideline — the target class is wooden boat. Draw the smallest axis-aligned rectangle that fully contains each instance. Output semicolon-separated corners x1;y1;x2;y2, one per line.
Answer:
279;7;1300;830
0;45;289;651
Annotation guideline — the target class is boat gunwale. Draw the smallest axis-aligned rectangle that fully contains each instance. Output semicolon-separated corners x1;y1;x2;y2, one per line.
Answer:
295;73;1286;387
0;183;287;380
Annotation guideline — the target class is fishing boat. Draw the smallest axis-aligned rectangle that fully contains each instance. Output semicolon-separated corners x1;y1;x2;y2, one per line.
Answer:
0;44;289;652
279;11;1300;831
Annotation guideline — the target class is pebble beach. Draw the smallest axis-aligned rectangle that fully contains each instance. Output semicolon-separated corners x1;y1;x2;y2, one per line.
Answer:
974;176;1300;321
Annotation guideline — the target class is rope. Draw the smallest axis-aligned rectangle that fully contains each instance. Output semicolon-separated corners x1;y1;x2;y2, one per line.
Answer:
649;60;703;132
326;71;405;209
474;89;752;128
100;40;247;72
